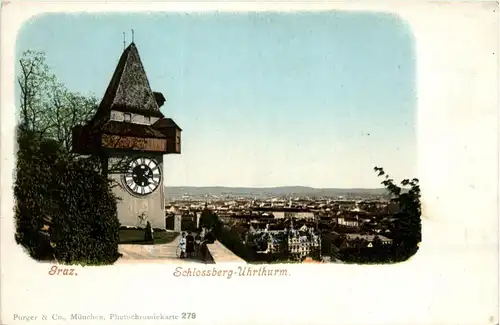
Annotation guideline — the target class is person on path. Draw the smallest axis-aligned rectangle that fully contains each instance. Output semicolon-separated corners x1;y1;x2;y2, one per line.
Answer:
179;232;187;258
186;232;195;257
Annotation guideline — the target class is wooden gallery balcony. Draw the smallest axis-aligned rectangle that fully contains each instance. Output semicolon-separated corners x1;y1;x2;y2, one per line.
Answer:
72;119;181;155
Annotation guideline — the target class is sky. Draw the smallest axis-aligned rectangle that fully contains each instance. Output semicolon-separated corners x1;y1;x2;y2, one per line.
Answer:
15;12;417;188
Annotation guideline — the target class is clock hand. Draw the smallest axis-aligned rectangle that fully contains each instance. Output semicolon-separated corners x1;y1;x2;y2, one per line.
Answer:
138;173;147;185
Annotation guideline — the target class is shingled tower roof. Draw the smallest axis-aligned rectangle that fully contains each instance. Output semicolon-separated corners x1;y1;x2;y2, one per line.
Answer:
97;42;164;118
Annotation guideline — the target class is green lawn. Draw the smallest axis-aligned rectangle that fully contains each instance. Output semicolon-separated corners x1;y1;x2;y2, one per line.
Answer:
119;229;179;245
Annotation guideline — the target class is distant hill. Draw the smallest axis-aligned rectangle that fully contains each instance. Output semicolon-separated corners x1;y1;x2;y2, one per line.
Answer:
164;186;388;199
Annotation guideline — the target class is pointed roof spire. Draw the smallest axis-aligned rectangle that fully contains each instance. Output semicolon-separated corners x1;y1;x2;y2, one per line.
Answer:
97;43;164;118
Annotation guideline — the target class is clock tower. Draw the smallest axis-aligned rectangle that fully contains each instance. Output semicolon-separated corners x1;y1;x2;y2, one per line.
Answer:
72;42;182;229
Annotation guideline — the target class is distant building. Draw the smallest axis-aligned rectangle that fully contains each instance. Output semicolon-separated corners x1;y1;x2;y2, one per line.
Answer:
285;226;321;259
344;234;392;248
253;207;314;219
337;215;359;227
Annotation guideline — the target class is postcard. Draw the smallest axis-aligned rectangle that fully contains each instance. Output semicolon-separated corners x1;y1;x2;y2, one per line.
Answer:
1;1;498;325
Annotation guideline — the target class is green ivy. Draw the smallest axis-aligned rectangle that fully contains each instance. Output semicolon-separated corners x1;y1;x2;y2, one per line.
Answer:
14;127;121;265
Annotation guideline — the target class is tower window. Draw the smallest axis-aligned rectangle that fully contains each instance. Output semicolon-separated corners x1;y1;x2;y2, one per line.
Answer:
124;113;131;122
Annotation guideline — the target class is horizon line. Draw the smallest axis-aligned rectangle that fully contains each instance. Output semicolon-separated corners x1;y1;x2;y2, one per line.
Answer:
163;185;386;190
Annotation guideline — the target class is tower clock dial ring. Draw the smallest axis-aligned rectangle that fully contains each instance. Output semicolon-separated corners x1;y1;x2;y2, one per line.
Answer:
123;157;161;196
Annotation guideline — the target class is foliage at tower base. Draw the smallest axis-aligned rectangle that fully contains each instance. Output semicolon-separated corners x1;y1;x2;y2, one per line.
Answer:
14;126;121;265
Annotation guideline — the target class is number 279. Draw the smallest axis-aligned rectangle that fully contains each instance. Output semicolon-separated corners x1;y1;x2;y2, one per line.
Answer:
182;312;196;319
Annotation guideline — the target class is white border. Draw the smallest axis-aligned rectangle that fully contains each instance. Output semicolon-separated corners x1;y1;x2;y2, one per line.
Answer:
1;2;498;325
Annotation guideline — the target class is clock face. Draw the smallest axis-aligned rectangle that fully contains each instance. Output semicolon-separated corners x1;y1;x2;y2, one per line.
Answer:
123;157;161;196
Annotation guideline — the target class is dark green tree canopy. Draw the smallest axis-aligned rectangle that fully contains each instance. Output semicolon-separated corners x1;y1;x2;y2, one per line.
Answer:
15;50;121;265
18;50;98;152
199;207;221;230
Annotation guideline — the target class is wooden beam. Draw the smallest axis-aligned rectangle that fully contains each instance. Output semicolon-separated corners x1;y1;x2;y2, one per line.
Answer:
102;134;167;152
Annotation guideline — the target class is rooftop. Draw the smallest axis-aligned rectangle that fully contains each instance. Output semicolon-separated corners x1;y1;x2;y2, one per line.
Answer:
345;234;392;241
96;42;164;118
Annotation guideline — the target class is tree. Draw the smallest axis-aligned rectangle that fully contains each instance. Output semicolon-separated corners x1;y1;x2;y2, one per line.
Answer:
18;50;51;131
15;127;121;264
373;166;421;259
15;50;121;264
17;49;138;185
18;50;169;182
18;50;98;152
372;236;383;249
199;207;221;231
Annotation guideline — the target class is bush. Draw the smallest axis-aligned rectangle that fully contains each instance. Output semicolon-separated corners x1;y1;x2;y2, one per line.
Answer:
14;127;121;265
199;208;221;229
